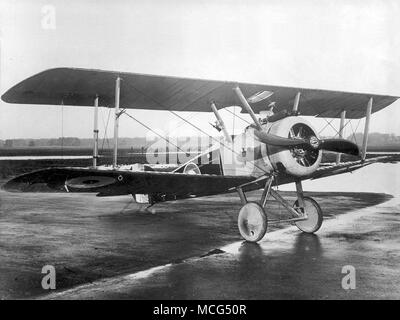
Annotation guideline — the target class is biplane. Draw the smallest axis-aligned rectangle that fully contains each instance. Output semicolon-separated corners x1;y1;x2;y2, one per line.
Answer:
2;68;399;242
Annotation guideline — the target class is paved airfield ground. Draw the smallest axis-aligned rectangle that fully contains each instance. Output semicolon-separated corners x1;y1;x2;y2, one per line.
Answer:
0;163;399;299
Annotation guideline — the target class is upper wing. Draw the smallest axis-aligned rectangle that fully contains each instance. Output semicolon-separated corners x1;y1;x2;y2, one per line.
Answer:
308;154;400;180
2;167;254;197
2;67;398;119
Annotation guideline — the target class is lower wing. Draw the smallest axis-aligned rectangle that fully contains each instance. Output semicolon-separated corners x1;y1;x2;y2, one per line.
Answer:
309;154;400;180
2;167;255;198
3;154;398;197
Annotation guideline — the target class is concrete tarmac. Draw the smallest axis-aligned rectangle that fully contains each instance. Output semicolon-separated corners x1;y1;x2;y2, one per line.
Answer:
0;181;397;299
42;195;400;300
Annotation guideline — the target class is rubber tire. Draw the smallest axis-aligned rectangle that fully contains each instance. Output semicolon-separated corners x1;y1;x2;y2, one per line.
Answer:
293;197;323;233
238;202;268;242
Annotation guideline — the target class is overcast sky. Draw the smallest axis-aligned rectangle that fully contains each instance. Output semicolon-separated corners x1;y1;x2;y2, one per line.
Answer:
0;0;399;140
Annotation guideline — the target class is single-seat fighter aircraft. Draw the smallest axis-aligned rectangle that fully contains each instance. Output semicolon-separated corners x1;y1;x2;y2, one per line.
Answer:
2;68;399;242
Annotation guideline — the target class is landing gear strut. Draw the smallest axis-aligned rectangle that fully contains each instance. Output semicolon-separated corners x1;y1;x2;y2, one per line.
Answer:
236;176;323;242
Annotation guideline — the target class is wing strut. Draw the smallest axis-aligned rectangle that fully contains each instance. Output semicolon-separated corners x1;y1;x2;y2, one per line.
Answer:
361;97;373;161
210;101;232;143
93;95;99;168
233;86;262;130
292;92;301;113
113;77;121;168
336;110;346;164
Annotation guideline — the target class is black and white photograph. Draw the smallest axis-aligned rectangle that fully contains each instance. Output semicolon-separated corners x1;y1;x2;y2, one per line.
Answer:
0;0;399;305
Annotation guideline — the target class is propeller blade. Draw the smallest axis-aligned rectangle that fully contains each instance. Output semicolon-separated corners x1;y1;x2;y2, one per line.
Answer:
254;130;308;147
319;139;360;156
254;130;360;156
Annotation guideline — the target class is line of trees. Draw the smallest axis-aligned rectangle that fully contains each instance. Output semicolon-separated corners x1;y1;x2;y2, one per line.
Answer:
1;133;399;148
347;133;400;145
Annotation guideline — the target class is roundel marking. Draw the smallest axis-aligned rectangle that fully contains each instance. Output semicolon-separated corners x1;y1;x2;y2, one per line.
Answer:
65;176;117;189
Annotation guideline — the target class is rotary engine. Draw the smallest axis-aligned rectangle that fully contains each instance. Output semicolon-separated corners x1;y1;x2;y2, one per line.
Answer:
262;116;322;177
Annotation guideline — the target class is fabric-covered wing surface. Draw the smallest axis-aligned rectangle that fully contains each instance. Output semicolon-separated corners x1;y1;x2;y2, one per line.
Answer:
308;154;400;180
2;68;398;119
2;167;255;197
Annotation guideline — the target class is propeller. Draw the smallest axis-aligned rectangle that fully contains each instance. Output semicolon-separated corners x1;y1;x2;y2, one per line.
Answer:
254;129;360;157
318;138;360;156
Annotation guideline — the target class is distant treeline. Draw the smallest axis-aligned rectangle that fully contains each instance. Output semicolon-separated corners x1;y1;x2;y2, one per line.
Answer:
0;137;150;148
0;132;399;149
0;136;215;149
348;132;400;145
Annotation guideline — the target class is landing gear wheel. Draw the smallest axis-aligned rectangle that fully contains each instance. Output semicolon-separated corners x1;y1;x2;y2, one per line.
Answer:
293;196;323;233
238;202;268;242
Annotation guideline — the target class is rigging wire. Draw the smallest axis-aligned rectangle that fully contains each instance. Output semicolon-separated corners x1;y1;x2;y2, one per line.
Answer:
318;118;338;136
121;78;215;153
124;111;190;156
119;79;267;173
337;119;353;138
101;107;112;152
119;108;267;174
317;109;343;137
122;111;216;170
224;107;251;125
349;118;362;144
168;110;268;174
138;111;200;154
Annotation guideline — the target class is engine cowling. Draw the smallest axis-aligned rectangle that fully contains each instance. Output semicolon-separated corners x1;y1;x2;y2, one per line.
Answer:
266;116;322;177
